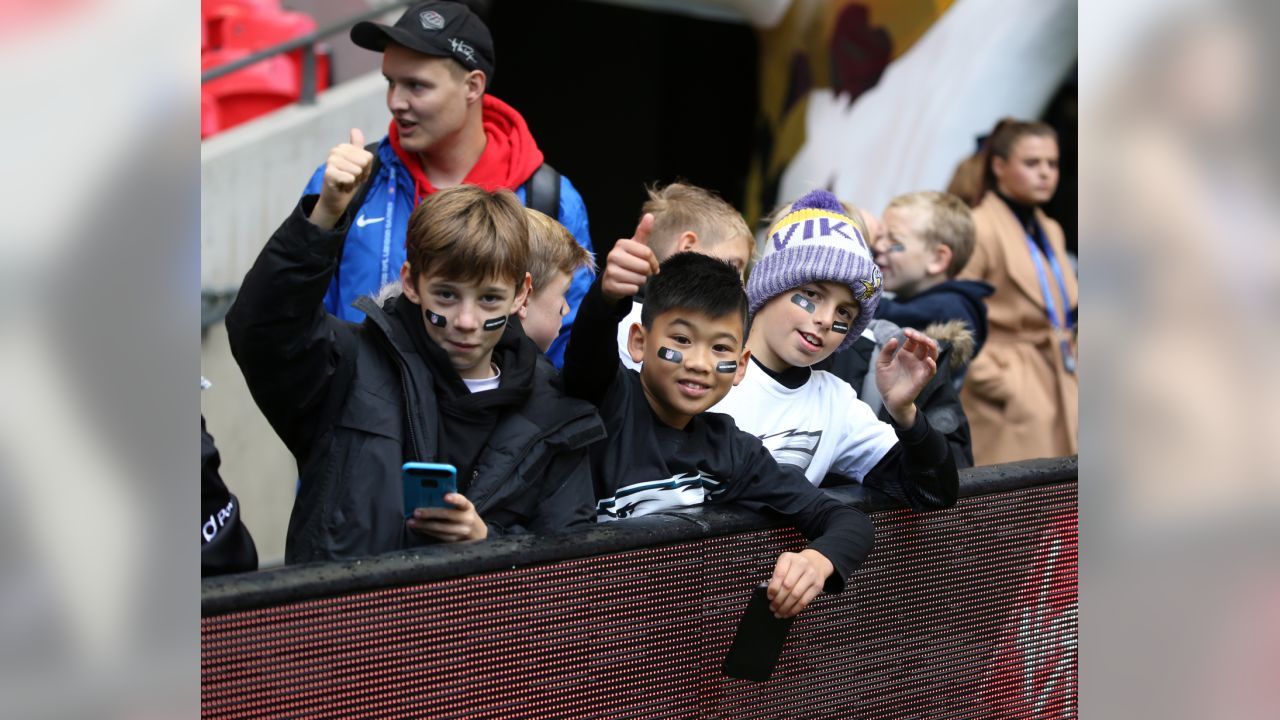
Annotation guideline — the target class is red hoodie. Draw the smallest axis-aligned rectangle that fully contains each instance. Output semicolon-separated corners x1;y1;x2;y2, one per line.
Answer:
388;95;546;205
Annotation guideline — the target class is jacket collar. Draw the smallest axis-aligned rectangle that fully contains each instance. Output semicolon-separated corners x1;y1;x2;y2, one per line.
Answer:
980;192;1060;311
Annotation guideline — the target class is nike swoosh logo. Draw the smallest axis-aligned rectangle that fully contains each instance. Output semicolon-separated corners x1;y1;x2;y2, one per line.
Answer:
355;215;385;228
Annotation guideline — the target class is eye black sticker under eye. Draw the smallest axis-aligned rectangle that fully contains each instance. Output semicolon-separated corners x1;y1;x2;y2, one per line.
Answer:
791;293;816;313
658;347;683;363
716;361;738;374
425;309;448;327
483;316;507;331
832;321;850;334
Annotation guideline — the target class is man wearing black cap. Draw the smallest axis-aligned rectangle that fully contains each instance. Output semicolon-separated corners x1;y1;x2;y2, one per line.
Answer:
302;1;594;368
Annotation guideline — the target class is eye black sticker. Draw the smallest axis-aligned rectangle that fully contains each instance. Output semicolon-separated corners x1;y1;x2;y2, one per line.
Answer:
832;321;850;334
657;347;683;363
716;361;738;374
483;316;508;331
425;309;447;327
791;293;816;313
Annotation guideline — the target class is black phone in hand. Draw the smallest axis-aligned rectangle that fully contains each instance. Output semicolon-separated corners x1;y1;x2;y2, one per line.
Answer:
723;582;795;681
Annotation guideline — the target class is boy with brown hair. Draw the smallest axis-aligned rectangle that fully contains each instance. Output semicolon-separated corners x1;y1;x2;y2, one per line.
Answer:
226;132;605;564
616;182;754;369
564;216;874;620
518;208;596;353
873;191;994;364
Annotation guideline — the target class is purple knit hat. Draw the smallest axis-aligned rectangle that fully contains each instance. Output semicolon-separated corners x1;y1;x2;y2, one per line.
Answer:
746;190;882;352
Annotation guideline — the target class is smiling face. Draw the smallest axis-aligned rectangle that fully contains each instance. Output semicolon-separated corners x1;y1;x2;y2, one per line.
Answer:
630;309;749;429
748;282;859;371
521;271;573;352
383;44;482;156
402;265;531;379
992;134;1060;206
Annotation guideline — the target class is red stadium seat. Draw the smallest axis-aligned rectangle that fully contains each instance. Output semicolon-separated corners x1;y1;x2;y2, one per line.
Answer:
202;48;300;133
200;0;330;137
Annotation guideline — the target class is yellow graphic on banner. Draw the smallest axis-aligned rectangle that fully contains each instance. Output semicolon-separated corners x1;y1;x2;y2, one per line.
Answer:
747;0;954;225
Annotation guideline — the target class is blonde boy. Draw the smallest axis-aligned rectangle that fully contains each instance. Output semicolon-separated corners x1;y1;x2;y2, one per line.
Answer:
520;209;596;352
873;191;993;360
616;182;754;368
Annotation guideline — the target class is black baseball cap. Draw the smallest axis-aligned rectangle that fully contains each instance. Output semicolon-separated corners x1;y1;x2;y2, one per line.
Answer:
351;1;495;85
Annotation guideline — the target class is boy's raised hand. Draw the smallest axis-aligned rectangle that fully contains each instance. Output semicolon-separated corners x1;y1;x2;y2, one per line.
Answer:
601;213;660;302
767;549;834;619
407;493;489;543
875;327;939;428
308;127;374;230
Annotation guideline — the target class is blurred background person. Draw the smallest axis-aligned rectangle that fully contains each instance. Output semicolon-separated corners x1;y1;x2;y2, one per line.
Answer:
953;118;1078;465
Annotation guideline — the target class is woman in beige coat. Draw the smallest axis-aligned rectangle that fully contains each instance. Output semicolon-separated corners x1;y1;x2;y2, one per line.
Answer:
951;119;1078;465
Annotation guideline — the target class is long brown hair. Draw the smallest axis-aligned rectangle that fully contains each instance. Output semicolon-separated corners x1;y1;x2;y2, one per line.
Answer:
947;118;1057;207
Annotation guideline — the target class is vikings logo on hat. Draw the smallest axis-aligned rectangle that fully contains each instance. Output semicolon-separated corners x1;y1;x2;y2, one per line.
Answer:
856;275;882;301
420;10;445;30
716;361;738;374
483;316;507;332
658;347;683;363
425;309;448;327
791;293;816;313
747;189;882;353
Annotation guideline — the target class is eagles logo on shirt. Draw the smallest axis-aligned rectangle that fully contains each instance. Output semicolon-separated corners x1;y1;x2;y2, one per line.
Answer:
758;428;823;469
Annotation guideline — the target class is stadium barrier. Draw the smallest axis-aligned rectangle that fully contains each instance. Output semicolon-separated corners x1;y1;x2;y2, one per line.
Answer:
202;456;1077;719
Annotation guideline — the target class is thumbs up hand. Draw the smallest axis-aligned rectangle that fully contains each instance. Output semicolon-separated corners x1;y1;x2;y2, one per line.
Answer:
308;128;375;229
602;213;661;302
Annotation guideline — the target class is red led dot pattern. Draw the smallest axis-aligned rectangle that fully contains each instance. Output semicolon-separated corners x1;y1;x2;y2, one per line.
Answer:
202;482;1077;719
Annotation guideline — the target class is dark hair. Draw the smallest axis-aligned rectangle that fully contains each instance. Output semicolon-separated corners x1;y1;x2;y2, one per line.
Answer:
641;252;750;337
947;117;1057;207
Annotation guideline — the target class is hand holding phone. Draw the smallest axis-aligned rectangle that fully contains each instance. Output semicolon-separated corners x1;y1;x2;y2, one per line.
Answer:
402;462;458;517
402;462;486;542
723;582;795;682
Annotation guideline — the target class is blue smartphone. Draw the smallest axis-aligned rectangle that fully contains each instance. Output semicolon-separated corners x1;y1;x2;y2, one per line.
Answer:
402;462;458;518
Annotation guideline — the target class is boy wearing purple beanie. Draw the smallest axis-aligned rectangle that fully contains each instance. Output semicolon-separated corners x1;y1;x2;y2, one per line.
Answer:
710;190;958;509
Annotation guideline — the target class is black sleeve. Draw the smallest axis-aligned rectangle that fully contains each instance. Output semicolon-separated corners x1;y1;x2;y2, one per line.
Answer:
201;416;257;577
562;278;632;407
889;345;974;468
714;428;875;593
224;196;359;458
855;409;959;510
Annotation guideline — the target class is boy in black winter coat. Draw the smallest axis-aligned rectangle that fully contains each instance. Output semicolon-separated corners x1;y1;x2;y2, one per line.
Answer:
226;130;605;565
564;216;874;620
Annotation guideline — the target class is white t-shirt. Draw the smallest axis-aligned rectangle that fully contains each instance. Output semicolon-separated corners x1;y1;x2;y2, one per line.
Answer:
709;358;897;485
462;364;502;393
617;302;644;370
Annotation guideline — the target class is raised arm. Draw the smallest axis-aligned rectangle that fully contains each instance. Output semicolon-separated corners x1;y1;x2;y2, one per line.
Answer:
562;214;659;406
225;129;374;458
862;327;959;509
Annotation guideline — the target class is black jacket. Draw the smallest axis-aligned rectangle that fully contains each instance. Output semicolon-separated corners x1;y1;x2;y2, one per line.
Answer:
201;415;258;576
226;197;606;564
875;280;994;375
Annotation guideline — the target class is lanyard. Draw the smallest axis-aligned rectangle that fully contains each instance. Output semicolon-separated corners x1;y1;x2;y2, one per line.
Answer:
1023;228;1073;332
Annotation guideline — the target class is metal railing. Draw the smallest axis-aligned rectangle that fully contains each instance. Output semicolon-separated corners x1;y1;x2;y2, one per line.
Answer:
201;1;413;105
